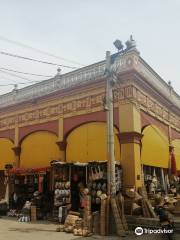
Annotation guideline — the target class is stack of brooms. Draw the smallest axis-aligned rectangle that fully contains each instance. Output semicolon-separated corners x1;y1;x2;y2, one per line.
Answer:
124;186;156;218
139;186;156;218
99;193;127;237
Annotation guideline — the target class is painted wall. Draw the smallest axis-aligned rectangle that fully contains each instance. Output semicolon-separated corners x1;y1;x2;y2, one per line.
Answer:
66;122;120;163
141;125;169;168
0;138;14;170
20;131;62;168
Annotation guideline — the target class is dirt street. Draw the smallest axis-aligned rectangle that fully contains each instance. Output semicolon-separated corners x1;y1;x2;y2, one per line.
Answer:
0;217;179;240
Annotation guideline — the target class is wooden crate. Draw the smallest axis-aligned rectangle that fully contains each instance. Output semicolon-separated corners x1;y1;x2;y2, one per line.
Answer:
31;206;37;221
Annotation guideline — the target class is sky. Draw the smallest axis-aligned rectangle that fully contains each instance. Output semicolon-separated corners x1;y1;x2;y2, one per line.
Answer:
0;0;180;96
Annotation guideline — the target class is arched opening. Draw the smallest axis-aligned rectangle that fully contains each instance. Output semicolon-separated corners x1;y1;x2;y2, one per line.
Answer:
20;131;63;168
66;122;120;163
0;138;15;170
0;138;15;199
141;125;169;168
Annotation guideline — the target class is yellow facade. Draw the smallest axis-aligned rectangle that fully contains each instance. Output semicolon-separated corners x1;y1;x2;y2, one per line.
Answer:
141;125;169;168
0;138;15;170
20;131;63;168
172;139;180;170
66;122;120;163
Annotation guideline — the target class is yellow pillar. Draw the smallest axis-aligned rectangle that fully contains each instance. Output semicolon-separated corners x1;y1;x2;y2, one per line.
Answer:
119;102;142;189
56;117;66;161
12;125;21;167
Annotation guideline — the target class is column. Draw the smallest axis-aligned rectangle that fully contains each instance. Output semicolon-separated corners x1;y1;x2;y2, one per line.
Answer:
12;146;21;167
12;125;21;167
118;102;143;189
56;117;66;161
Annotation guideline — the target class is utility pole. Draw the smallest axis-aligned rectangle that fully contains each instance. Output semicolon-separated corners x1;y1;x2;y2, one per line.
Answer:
105;51;116;197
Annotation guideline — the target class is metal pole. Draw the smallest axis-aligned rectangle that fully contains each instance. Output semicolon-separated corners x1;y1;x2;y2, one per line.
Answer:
105;51;116;197
161;168;167;195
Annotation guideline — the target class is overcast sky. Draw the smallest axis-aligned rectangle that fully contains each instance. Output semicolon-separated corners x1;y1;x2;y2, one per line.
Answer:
0;0;180;96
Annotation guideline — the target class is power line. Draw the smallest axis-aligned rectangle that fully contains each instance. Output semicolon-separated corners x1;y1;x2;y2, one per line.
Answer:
0;50;77;69
0;69;35;82
0;80;40;87
0;67;53;78
0;74;20;84
0;35;85;67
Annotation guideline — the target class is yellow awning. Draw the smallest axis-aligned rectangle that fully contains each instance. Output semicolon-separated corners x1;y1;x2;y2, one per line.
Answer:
141;125;169;168
66;122;120;163
0;138;15;170
20;131;63;168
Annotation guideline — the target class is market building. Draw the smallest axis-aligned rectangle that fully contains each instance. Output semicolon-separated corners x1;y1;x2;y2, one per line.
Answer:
0;38;180;197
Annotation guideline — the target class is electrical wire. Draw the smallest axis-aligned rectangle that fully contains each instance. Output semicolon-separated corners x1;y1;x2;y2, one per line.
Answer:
0;50;77;69
0;69;36;82
0;67;53;78
0;35;85;67
0;80;40;87
0;74;20;84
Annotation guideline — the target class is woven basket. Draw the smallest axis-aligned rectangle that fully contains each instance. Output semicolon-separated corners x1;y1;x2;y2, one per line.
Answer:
125;188;135;198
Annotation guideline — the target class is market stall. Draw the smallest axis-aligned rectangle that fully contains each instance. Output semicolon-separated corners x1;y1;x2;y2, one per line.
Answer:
50;160;123;236
7;167;53;221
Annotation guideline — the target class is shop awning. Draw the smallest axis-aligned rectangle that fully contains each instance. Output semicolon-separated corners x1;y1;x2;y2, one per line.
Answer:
141;125;169;168
66;122;120;163
9;167;50;175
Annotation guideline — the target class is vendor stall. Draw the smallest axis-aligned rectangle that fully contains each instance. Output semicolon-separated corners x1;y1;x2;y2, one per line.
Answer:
51;160;123;236
7;167;53;221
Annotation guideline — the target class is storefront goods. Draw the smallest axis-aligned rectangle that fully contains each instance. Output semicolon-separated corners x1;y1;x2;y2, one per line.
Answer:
139;186;156;218
172;199;180;216
92;211;100;234
100;199;106;236
64;214;80;230
18;216;31;222
117;194;128;231
73;227;92;237
125;188;136;198
83;214;92;233
56;224;65;232
110;197;125;237
132;202;141;215
105;196;110;235
31;205;37;221
54;181;71;207
18;201;31;222
7;209;18;217
58;206;67;223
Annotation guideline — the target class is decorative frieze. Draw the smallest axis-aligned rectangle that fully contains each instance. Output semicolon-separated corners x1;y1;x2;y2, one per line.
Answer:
0;84;180;132
133;86;180;130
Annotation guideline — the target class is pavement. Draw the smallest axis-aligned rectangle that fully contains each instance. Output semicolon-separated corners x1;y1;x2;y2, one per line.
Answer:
0;217;180;240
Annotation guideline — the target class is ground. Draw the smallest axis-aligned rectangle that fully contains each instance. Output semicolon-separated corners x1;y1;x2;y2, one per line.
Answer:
0;217;179;240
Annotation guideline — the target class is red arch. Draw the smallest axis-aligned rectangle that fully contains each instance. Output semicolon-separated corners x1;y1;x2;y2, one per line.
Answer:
141;111;169;137
0;129;14;143
19;120;58;143
64;109;119;138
